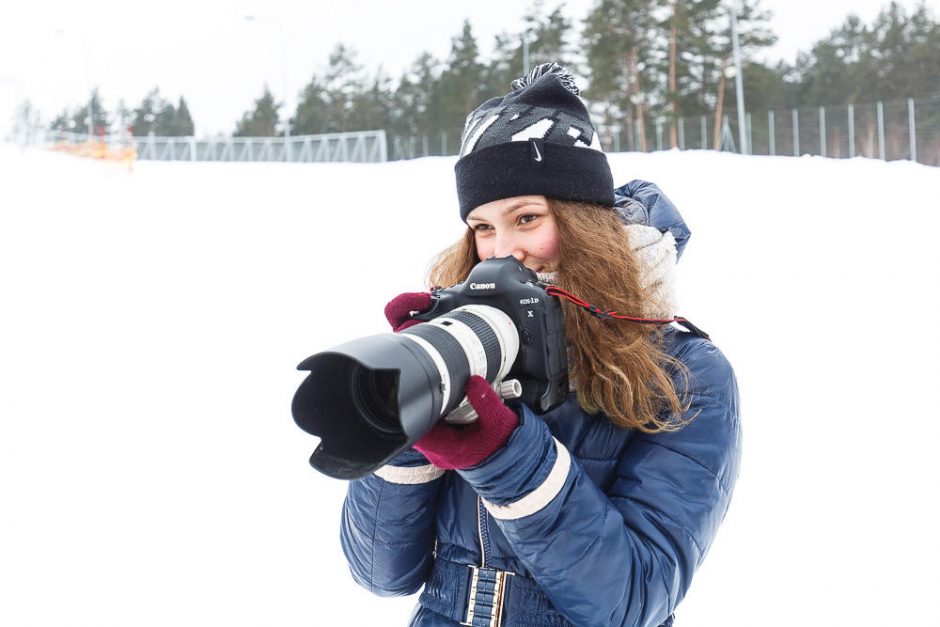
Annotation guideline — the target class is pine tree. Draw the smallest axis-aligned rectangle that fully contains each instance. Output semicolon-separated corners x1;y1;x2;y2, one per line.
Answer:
736;60;798;112
391;52;447;153
483;32;524;99
352;70;395;132
70;88;110;135
523;1;574;69
323;43;368;131
175;97;195;136
234;86;281;137
438;20;486;144
49;108;72;132
292;74;331;135
657;0;724;146
131;88;167;136
484;2;574;101
153;99;178;136
796;2;940;105
903;4;940;98
583;0;660;151
794;14;867;106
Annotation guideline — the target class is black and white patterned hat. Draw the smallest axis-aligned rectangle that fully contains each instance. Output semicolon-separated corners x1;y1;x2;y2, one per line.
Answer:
454;62;614;220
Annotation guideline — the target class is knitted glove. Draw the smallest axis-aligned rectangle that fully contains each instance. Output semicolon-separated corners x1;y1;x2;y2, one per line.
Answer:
384;292;433;332
413;375;519;470
625;223;677;319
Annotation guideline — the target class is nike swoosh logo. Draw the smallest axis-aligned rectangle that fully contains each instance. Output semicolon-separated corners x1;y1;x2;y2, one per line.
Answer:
533;143;542;162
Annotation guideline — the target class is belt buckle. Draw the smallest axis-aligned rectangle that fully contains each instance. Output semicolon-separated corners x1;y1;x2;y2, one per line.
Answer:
462;565;512;627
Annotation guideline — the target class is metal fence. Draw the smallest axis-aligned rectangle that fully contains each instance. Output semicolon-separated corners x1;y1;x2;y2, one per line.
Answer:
24;94;939;166
619;94;940;166
40;129;388;163
389;94;940;167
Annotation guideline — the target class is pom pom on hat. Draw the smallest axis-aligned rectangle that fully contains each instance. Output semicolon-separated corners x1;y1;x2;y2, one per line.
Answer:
510;61;581;95
455;62;614;220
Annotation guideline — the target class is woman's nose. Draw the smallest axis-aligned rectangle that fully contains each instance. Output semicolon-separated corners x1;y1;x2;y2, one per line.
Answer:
493;235;524;261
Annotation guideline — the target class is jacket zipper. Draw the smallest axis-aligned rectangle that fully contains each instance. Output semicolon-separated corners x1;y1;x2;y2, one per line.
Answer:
477;496;489;568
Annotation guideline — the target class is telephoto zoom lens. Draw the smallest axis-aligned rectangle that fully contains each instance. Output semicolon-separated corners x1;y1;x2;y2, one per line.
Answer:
292;305;519;479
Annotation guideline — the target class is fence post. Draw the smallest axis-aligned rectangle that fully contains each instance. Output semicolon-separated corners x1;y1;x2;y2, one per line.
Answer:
848;104;855;158
700;116;707;150
768;110;775;156
613;128;620;152
877;101;886;160
747;112;754;155
720;115;737;152
655;118;663;151
908;97;917;163
379;131;388;162
819;106;827;158
792;109;800;156
678;117;685;150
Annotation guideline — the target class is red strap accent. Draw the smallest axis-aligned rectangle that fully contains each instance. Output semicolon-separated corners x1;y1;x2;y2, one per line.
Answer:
543;285;710;340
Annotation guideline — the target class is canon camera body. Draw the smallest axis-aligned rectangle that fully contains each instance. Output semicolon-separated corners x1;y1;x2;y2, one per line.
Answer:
414;257;569;413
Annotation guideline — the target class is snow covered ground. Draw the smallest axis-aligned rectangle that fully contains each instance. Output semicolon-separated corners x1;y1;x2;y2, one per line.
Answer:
1;144;938;626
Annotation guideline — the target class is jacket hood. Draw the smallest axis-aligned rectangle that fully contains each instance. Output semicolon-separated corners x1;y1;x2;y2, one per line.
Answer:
613;180;691;260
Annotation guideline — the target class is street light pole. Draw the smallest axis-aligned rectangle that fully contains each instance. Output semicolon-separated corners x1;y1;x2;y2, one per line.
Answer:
521;32;530;75
730;0;748;154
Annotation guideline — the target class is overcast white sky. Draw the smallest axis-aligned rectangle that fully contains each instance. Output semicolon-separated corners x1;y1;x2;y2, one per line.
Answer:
0;0;934;136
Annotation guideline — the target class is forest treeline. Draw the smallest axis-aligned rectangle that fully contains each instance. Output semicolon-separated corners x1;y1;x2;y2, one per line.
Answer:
42;0;940;152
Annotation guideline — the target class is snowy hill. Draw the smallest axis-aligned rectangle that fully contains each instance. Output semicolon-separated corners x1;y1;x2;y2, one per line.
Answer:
1;144;938;626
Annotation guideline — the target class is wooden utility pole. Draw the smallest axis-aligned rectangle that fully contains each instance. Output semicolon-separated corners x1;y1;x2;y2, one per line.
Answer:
626;49;647;152
713;60;727;150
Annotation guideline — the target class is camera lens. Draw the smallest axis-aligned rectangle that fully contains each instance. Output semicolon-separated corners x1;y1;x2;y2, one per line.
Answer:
350;365;400;437
292;304;519;479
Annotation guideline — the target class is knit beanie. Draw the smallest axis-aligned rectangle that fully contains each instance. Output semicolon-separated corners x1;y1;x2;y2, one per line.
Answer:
454;62;614;220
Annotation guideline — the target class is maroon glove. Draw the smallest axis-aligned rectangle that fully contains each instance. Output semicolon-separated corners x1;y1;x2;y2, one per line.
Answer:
384;292;433;332
414;375;520;470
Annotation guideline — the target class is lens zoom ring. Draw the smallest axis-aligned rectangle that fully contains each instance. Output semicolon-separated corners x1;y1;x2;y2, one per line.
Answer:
403;324;471;412
444;310;502;382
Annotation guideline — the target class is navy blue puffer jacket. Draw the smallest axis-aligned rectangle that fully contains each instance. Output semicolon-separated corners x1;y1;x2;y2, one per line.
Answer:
341;182;741;626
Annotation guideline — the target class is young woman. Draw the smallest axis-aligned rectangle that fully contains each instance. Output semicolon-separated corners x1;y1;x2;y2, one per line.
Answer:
340;63;741;627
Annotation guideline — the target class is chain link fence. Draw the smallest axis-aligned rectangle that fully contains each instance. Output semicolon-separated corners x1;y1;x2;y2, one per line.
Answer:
739;96;937;164
389;94;940;167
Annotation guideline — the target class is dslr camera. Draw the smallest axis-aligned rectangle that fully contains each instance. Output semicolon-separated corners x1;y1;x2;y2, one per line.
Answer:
291;256;569;479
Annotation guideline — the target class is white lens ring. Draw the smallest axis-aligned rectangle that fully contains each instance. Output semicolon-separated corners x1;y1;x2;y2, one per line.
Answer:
426;317;489;379
454;305;520;382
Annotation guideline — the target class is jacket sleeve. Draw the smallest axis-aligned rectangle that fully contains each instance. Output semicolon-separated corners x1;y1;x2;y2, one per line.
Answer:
340;449;445;596
459;339;741;626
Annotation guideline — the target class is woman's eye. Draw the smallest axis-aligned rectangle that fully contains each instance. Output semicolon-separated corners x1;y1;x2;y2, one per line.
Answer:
519;214;539;225
473;224;491;232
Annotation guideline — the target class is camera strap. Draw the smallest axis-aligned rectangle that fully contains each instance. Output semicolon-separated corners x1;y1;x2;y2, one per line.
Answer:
542;285;711;341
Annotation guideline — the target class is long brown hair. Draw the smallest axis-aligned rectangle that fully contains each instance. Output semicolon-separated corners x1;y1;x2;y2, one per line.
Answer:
427;199;688;433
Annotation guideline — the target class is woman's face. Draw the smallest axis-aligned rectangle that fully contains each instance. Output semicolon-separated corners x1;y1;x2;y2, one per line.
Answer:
466;195;560;273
